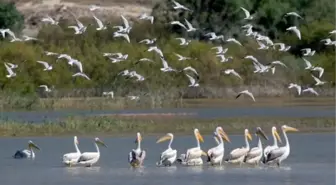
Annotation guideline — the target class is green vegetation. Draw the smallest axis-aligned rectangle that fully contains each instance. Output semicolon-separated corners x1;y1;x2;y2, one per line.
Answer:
0;2;24;32
0;116;334;137
0;1;334;111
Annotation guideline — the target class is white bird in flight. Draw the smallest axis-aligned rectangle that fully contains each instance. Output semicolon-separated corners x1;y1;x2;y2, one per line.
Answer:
288;83;301;95
286;26;301;40
303;58;314;70
41;16;58;25
160;57;176;72
183;66;199;76
175;37;191;46
5;62;18;69
223;69;242;80
205;32;224;41
301;48;315;56
139;38;156;45
216;55;233;63
236;90;255;102
113;32;130;43
240;7;254;20
285;12;303;19
139;13;154;24
311;67;324;78
184;19;197;32
0;28;16;39
72;72;90;80
172;0;191;11
39;85;52;92
92;14;107;30
37;61;53;71
4;63;16;78
226;38;242;46
174;53;191;61
148;46;164;57
211;46;228;54
185;74;199;87
302;87;319;96
311;75;327;86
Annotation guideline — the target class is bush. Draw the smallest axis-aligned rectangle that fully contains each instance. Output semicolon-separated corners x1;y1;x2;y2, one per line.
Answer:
0;2;24;32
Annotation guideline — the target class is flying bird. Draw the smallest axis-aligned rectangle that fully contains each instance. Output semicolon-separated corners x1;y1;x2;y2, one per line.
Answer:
226;38;242;46
284;12;303;19
288;83;301;95
113;32;130;43
41;16;58;25
175;37;191;46
301;48;315;56
303;58;314;70
37;61;53;71
148;46;164;57
186;74;199;87
311;67;324;78
5;62;18;69
211;46;228;54
183;66;199;76
72;72;91;80
302;88;319;96
174;53;191;61
223;69;242;80
240;7;253;20
39;85;52;92
311;75;327;86
139;13;154;24
172;0;191;11
92;14;107;30
286;26;301;40
4;63;16;78
236;90;255;102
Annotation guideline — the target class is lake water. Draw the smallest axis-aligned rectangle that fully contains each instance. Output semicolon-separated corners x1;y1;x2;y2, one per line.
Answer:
0;133;334;185
0;106;335;123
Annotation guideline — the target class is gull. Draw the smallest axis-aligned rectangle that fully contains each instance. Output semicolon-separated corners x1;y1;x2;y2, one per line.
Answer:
160;57;176;72
186;74;199;87
22;35;38;41
267;61;287;68
39;85;52;92
102;91;114;98
120;15;132;33
139;38;156;45
257;41;269;50
41;16;58;25
175;37;191;45
311;75;327;86
72;72;90;80
0;28;16;38
174;53;191;61
321;38;336;46
113;32;130;43
148;46;163;57
244;55;259;64
183;66;199;76
37;61;53;71
311;67;324;78
301;48;315;56
205;32;224;41
302;88;319;96
302;58;314;70
240;7;253;20
170;21;187;30
135;58;153;65
216;54;233;63
288;83;301;95
329;30;336;34
128;96;139;100
103;52;127;59
89;5;101;11
92;14;106;30
139;13;154;24
211;46;228;54
226;38;242;46
286;26;301;40
236;90;255;102
284;12;303;19
45;51;59;56
5;62;18;69
172;0;191;11
4;63;16;78
57;54;72;62
223;69;242;79
68;17;86;34
71;59;83;73
129;71;145;82
119;69;130;76
184;19;197;32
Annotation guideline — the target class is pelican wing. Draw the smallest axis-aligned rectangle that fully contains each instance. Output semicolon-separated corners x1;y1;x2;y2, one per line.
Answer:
13;149;31;158
229;147;249;159
266;147;286;162
78;152;98;162
161;149;177;160
245;147;261;159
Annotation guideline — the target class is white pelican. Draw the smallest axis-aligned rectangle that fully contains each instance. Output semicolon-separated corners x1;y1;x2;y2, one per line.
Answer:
263;126;282;163
63;136;81;166
77;137;107;167
207;127;231;166
129;132;146;167
263;125;298;166
180;128;207;166
244;127;269;165
236;90;256;102
13;140;40;159
156;133;177;166
225;129;252;165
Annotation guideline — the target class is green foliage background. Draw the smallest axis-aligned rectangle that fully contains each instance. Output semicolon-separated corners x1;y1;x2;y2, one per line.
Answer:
0;1;334;99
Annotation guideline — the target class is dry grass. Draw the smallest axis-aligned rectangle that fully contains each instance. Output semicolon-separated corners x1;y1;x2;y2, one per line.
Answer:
0;116;334;137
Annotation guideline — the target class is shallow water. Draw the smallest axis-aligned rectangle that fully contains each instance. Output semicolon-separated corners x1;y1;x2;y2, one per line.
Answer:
0;133;334;185
0;106;335;123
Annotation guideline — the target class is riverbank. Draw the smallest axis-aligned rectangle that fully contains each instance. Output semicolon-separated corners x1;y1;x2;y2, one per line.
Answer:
1;96;335;111
0;116;334;137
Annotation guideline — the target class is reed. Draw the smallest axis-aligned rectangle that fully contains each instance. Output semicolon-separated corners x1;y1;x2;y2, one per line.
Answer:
0;116;334;137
